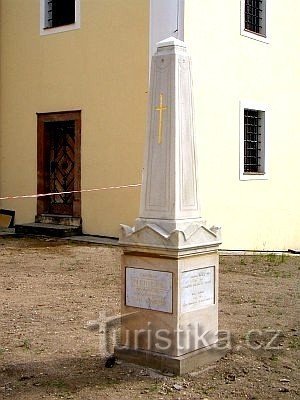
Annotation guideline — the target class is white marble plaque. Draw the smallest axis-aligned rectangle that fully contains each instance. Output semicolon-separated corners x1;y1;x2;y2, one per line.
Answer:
125;267;172;313
181;267;215;313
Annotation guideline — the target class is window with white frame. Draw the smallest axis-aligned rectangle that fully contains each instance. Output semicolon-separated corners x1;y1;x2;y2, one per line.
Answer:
40;0;80;35
240;102;268;180
241;0;269;43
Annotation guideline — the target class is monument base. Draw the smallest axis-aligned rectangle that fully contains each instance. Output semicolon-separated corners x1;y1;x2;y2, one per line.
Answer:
115;344;226;375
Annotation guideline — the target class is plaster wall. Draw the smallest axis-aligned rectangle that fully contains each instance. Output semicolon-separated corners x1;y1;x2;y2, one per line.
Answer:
184;0;300;250
0;0;149;237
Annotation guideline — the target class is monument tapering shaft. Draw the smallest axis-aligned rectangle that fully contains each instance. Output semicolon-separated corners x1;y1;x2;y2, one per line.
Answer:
139;37;200;222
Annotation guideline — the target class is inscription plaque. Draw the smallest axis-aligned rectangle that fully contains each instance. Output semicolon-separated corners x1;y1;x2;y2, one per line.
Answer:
181;266;215;313
125;267;172;313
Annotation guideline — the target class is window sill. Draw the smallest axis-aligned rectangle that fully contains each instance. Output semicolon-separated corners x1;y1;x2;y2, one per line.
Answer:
243;172;265;175
44;22;75;30
240;172;269;181
40;22;80;36
241;29;270;44
244;29;266;38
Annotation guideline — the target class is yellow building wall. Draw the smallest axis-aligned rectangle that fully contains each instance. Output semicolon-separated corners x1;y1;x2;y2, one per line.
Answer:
0;0;149;237
184;0;300;250
1;0;299;250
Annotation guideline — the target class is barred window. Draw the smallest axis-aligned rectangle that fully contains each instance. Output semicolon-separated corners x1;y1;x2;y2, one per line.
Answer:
45;0;75;29
41;0;80;35
244;109;263;173
244;0;266;37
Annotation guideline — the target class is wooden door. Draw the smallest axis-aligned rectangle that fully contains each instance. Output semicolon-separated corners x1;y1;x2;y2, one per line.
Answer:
37;111;81;217
47;120;75;215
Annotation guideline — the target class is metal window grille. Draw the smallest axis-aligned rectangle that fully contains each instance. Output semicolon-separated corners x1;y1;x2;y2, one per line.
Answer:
46;0;75;29
46;0;53;28
244;109;262;173
245;0;263;34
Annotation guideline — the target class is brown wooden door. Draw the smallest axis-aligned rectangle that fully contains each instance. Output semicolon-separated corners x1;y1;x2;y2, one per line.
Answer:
37;111;81;218
47;120;75;215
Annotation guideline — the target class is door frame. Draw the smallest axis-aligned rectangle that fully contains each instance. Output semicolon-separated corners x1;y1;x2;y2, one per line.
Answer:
37;110;81;218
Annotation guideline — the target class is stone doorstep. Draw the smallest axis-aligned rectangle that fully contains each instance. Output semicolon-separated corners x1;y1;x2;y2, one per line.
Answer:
64;235;119;246
35;214;81;227
0;228;16;237
114;344;226;375
14;222;82;238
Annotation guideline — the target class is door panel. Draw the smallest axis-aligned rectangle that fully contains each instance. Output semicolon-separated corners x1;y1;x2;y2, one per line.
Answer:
47;121;75;215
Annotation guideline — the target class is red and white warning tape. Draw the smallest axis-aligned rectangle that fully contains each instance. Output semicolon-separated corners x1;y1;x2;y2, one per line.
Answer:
0;183;142;201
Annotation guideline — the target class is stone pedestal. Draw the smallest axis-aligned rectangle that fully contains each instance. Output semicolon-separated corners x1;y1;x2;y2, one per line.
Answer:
115;38;223;374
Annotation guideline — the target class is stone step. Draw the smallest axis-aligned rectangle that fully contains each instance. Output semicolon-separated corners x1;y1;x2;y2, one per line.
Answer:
15;223;82;237
35;214;81;227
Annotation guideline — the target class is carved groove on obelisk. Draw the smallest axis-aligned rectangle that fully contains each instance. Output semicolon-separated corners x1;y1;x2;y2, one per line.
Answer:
178;57;198;212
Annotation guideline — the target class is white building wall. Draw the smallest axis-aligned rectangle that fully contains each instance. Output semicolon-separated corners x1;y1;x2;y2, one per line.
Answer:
183;0;300;250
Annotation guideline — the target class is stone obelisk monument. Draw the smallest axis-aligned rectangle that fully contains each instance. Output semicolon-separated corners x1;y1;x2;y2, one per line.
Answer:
115;37;222;374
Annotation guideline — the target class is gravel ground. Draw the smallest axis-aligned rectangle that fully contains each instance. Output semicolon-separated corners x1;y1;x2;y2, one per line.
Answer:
0;237;299;399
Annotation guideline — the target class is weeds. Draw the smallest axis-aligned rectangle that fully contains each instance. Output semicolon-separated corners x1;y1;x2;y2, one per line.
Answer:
0;347;5;355
20;339;31;350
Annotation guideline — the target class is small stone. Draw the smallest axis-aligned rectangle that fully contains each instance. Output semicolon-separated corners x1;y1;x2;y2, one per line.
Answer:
173;384;183;391
278;387;289;393
279;379;290;383
19;375;34;381
84;320;99;331
225;373;236;382
139;369;149;376
161;371;175;377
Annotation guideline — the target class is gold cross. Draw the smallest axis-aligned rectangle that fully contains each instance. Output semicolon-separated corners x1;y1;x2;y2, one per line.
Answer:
155;93;167;144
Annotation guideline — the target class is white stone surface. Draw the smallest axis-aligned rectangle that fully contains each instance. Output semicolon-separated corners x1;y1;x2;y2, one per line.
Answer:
181;266;215;313
125;267;173;313
119;37;221;251
140;37;200;222
120;222;221;252
118;39;221;363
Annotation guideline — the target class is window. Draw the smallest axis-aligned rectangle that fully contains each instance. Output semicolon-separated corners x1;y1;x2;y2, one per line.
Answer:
245;0;264;35
241;0;269;43
45;0;75;29
40;0;80;35
240;102;268;180
244;109;264;173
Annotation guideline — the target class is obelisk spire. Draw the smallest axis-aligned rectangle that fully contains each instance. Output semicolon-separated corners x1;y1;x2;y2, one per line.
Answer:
120;38;220;250
138;37;200;229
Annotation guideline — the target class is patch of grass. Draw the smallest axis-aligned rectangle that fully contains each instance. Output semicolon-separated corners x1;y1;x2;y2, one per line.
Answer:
34;348;45;354
269;353;279;362
249;253;289;268
20;339;31;350
289;336;300;350
240;258;246;266
0;347;5;355
148;383;161;393
264;268;292;278
265;253;288;266
49;380;67;389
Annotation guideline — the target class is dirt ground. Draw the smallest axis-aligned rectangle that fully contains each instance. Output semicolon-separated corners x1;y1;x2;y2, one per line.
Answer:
0;237;299;400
